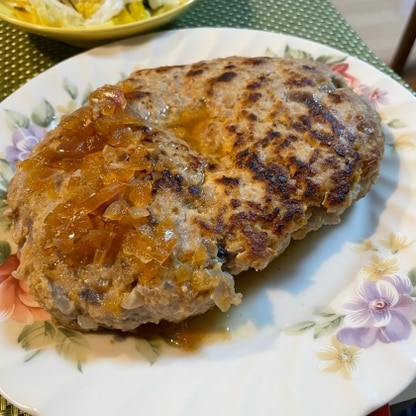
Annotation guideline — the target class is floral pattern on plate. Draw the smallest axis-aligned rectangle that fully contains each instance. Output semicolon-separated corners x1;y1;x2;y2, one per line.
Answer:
284;232;416;378
0;43;413;374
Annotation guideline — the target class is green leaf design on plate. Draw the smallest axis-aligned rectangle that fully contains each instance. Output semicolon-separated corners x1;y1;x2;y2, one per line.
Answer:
313;314;344;338
283;321;316;335
0;158;13;190
284;45;314;61
18;321;57;352
315;54;347;65
135;338;161;364
82;84;93;105
314;306;338;317
0;241;11;263
408;267;416;297
4;109;30;129
408;267;416;286
31;99;55;127
311;307;345;338
283;307;345;337
63;78;79;100
387;119;408;129
54;326;90;372
17;321;90;371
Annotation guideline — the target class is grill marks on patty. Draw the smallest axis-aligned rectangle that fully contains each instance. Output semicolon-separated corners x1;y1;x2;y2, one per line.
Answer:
7;56;384;331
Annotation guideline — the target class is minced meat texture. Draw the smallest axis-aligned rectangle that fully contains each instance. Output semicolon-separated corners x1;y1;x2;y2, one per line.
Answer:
7;56;384;331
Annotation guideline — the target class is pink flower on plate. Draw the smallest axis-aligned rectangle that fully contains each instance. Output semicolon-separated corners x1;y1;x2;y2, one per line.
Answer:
330;63;360;89
329;63;389;110
0;254;50;324
356;85;389;110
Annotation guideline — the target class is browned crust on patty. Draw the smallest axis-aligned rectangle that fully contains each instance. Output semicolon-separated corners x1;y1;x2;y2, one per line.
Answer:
7;56;385;331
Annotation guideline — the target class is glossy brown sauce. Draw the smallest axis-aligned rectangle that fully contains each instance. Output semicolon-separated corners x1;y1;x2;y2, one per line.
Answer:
165;101;231;160
133;307;231;351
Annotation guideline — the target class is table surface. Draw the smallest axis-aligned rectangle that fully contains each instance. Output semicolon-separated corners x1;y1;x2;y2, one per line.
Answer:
0;0;412;414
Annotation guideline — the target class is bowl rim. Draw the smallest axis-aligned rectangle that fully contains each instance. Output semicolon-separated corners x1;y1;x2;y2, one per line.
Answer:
0;0;195;35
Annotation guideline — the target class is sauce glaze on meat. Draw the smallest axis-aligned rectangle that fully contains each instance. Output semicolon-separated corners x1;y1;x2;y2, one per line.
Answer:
7;57;385;331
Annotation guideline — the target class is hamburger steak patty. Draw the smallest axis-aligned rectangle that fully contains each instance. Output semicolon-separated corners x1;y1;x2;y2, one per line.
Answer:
7;56;385;331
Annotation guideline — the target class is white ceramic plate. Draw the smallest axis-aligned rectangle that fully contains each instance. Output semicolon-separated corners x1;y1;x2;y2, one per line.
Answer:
1;28;416;416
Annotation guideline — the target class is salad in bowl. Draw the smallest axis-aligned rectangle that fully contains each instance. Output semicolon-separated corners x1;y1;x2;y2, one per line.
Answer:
4;0;185;27
0;0;195;46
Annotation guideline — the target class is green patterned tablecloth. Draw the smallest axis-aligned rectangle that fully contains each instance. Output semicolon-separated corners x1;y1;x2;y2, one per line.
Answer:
0;0;409;414
0;0;407;103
